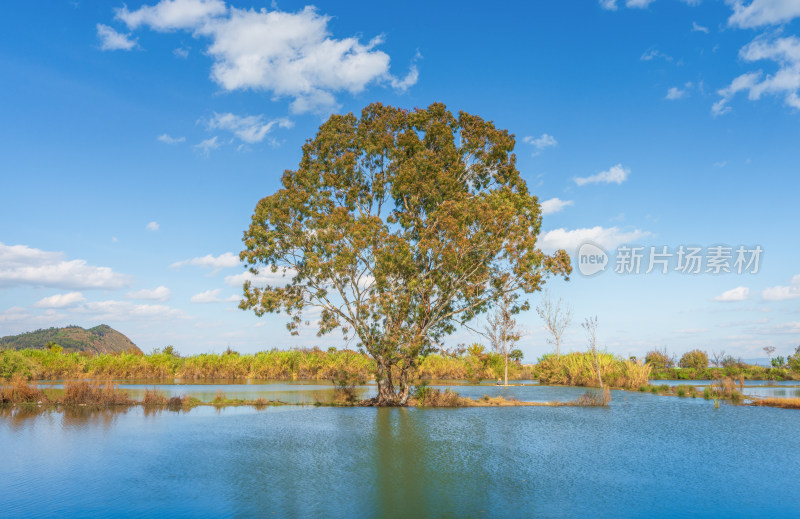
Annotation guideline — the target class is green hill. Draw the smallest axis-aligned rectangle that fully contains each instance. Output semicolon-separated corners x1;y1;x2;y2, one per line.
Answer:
0;325;141;354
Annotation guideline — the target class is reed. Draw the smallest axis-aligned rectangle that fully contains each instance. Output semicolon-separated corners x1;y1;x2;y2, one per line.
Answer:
142;387;168;406
0;374;46;404
751;397;800;409
62;379;133;406
537;352;651;390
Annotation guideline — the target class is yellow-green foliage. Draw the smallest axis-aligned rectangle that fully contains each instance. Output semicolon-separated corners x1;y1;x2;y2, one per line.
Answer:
537;352;651;390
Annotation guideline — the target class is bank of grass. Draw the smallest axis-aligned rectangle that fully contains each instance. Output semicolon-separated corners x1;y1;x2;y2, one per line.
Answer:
407;385;611;408
649;365;800;381
0;348;537;383
750;397;800;410
536;352;651;390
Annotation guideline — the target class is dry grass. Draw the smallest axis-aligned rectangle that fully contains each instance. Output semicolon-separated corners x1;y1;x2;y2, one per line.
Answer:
537;353;651;390
0;374;47;404
142;387;168;406
62;379;133;406
751;397;800;409
572;387;611;406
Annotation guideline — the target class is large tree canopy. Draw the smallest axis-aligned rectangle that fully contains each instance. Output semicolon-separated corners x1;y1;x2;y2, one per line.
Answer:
239;102;571;405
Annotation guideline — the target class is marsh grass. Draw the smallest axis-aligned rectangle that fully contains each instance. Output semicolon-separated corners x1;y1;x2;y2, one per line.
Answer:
142;387;168;406
62;379;133;406
0;374;46;404
572;387;611;406
751;397;800;409
536;352;651;390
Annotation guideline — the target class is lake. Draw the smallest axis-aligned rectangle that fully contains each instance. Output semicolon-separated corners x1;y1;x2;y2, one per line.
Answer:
2;382;799;518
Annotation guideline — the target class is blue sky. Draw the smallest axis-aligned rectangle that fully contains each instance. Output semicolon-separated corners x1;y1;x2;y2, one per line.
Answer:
1;0;799;361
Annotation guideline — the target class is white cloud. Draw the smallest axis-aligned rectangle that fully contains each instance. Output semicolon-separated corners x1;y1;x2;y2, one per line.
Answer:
640;48;673;62
538;226;651;253
157;133;186;144
96;23;137;51
146;221;160;231
599;0;618;10
714;35;800;115
207;112;292;143
111;2;416;113
728;0;800;28
522;133;558;152
626;0;656;8
190;288;237;303
666;86;687;100
692;21;710;33
540;198;574;215
173;47;190;58
224;268;297;287
171;252;239;272
127;286;171;301
0;242;129;290
33;292;86;308
78;300;188;321
714;286;750;302
116;0;227;31
762;274;800;301
194;136;220;155
574;164;630;186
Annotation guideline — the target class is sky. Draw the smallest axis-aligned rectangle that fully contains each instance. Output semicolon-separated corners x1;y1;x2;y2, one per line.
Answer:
1;0;799;361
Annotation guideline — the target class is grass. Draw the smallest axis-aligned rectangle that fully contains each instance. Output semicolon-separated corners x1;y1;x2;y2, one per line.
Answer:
536;352;651;390
62;379;133;406
750;397;800;410
572;387;611;406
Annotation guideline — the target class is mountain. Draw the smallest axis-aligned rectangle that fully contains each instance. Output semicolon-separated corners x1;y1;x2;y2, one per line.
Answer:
0;325;141;354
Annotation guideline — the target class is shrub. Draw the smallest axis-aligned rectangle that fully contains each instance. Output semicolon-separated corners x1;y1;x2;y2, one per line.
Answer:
142;387;167;406
679;349;709;370
645;348;674;371
573;387;611;406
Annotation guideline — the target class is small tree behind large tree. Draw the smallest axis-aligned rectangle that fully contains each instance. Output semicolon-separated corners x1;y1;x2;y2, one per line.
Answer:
239;102;571;405
484;291;523;387
536;289;572;357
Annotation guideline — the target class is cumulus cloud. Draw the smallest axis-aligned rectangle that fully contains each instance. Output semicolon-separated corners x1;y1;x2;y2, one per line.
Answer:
728;0;800;28
194;136;220;155
33;292;86;308
599;0;618;10
692;21;710;33
207;113;292;143
714;35;800;115
224;268;297;287
96;23;137;50
537;226;651;253
626;0;656;8
146;221;160;231
640;48;673;62
171;252;239;273
714;286;750;302
109;1;416;113
540;198;574;215
0;243;129;290
574;164;630;186
762;274;800;301
78;300;189;321
116;0;226;30
522;133;558;154
127;286;171;301
190;288;237;303
157;133;186;144
666;86;688;100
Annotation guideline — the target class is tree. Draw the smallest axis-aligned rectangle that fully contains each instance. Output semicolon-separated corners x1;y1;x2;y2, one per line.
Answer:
239;102;571;405
763;346;776;362
581;316;603;389
536;289;572;357
679;349;708;370
484;291;522;387
645;347;675;371
710;350;726;368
